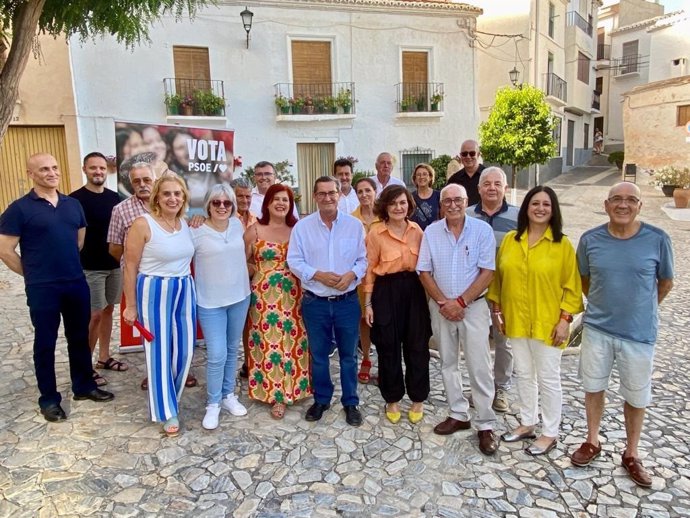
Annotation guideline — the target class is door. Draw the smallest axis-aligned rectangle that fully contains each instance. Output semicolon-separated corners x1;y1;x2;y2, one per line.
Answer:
296;143;335;214
0;125;71;212
566;120;575;167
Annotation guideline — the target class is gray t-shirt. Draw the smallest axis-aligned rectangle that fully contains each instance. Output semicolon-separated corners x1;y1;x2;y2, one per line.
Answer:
576;222;674;345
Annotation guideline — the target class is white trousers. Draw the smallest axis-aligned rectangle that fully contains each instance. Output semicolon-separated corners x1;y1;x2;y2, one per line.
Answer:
511;338;563;437
431;299;496;431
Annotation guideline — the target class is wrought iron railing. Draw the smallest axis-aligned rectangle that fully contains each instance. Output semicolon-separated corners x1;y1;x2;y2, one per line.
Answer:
544;73;567;102
273;82;355;115
597;44;610;60
612;55;641;76
395;82;444;113
566;11;593;36
592;90;601;110
163;78;226;116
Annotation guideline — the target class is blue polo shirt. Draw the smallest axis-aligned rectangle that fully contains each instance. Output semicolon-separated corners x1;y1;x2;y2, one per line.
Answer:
467;200;519;251
0;190;86;286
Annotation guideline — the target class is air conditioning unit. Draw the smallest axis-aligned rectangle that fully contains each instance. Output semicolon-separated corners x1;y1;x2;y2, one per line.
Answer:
671;57;687;78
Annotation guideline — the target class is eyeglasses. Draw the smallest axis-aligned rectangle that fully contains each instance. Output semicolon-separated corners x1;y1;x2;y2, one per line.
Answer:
441;197;467;207
315;190;339;200
254;172;274;178
607;196;640;206
211;200;233;208
460;151;478;158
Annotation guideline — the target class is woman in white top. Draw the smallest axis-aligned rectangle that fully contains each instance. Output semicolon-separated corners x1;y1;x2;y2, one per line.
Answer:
123;173;196;437
191;184;251;430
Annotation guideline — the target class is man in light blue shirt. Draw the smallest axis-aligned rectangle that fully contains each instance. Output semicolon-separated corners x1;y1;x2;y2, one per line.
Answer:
288;176;367;426
417;184;499;455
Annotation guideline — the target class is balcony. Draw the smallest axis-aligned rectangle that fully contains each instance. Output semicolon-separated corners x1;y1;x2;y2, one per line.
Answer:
592;90;601;111
544;73;567;103
612;55;641;76
163;78;226;117
566;11;593;37
273;82;355;118
597;44;611;61
395;82;444;115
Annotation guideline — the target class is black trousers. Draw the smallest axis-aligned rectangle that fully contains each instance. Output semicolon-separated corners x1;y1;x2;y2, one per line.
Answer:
370;271;431;403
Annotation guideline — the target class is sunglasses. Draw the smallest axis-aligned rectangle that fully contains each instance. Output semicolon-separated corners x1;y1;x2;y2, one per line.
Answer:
211;200;233;208
460;151;478;158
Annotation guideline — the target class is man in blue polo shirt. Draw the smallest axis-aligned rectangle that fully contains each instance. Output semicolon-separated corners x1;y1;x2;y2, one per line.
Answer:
0;153;114;423
467;166;519;413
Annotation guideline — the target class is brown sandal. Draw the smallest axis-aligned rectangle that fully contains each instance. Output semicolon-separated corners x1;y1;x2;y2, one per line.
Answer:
622;452;652;487
358;359;372;384
271;403;286;420
95;357;128;372
92;370;108;387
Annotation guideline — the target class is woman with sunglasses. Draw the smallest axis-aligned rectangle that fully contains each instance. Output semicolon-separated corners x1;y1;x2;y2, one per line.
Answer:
487;186;583;455
244;184;311;419
191;185;251;430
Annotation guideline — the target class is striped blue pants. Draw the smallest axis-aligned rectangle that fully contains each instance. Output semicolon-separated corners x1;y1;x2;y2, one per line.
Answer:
137;274;196;422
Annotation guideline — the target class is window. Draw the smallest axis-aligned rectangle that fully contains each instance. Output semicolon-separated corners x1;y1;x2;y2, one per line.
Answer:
678;105;690;127
548;3;555;38
577;52;590;83
595;76;603;93
552;116;562;155
402;51;429;110
621;40;639;74
291;40;332;98
401;148;433;187
173;46;210;96
584;123;590;149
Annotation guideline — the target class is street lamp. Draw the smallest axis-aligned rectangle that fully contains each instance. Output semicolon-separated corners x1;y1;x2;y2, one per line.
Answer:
509;66;520;87
240;7;254;49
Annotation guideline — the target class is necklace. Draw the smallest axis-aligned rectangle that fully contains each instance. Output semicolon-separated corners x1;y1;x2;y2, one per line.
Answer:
160;217;177;233
208;221;230;243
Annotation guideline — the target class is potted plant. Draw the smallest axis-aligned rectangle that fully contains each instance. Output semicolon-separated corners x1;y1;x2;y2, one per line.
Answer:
304;96;315;114
336;88;352;114
324;95;338;114
672;168;690;208
650;166;686;197
430;92;444;111
416;95;427;112
400;97;413;112
607;151;624;170
180;94;195;116
290;96;305;114
275;94;290;114
193;90;225;116
164;93;183;115
314;97;326;114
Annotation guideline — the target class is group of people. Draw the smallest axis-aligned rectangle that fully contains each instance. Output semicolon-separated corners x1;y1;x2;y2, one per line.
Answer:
0;141;673;488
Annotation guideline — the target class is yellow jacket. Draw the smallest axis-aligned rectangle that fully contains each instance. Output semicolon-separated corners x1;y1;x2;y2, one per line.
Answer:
487;227;584;347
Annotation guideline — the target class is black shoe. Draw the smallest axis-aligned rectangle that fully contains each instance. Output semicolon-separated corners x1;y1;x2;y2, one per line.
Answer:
40;403;67;422
73;388;115;402
344;405;362;427
239;363;249;379
305;402;330;422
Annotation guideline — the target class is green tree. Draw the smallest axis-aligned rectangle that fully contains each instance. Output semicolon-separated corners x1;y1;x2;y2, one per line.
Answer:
479;85;557;191
0;0;212;143
429;154;452;189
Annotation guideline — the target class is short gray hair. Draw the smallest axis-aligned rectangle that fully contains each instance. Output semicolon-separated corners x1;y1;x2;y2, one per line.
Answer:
127;161;155;180
479;166;507;186
230;178;253;190
440;183;467;200
121;152;158;179
204;184;237;217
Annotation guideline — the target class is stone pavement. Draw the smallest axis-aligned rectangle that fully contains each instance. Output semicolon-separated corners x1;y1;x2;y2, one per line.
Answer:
0;168;689;518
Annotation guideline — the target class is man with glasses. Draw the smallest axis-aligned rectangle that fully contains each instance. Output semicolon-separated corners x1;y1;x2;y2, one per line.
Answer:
571;182;673;488
417;184;499;455
249;161;300;219
447;140;484;206
373;152;405;197
287;176;367;427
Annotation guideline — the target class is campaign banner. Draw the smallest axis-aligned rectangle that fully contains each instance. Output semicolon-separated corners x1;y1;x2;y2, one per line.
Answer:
115;121;235;350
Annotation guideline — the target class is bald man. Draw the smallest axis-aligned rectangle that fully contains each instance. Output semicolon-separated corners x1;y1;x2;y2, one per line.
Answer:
446;140;484;206
0;153;114;423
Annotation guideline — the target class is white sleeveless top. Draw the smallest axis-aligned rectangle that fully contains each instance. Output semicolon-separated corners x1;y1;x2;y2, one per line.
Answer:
138;214;194;277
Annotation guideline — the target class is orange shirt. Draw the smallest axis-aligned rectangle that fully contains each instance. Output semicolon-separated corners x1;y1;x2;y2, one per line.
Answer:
237;211;257;231
363;221;424;293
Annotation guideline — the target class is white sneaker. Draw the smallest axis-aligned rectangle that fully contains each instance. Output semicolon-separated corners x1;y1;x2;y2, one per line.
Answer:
222;394;247;416
202;404;221;430
492;388;509;413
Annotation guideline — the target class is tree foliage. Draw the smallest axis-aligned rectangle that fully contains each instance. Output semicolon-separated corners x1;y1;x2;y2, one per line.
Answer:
0;0;212;143
429;154;452;189
479;85;557;189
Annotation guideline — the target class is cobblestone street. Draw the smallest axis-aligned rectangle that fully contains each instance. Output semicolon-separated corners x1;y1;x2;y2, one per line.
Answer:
0;168;688;517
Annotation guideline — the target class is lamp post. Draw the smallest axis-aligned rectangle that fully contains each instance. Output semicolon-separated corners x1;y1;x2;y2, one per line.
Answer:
509;66;520;88
240;7;254;49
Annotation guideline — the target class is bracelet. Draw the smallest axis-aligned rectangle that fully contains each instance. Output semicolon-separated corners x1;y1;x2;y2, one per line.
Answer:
492;310;502;314
456;296;467;308
364;302;372;307
560;313;573;323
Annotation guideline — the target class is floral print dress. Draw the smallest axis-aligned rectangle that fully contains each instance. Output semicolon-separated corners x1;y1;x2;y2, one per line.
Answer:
247;240;311;405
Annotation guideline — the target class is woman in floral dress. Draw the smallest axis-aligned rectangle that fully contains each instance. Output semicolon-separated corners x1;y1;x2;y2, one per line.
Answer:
244;184;310;419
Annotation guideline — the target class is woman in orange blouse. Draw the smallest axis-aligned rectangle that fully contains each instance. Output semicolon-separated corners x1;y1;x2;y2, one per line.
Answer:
364;185;431;424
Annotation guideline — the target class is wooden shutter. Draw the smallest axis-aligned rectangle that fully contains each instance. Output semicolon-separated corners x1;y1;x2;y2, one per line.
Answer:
402;51;429;103
577;52;590;83
173;46;211;95
291;41;332;98
678;105;690;127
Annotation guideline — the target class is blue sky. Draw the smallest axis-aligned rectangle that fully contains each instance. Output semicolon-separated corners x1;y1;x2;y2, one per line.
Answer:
660;0;688;12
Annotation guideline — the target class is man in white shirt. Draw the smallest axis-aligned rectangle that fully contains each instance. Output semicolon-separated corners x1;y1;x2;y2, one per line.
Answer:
334;158;359;213
287;176;367;427
372;152;406;197
249;161;299;219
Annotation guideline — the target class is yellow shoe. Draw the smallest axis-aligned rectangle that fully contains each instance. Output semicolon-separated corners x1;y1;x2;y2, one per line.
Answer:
385;405;401;424
408;409;424;424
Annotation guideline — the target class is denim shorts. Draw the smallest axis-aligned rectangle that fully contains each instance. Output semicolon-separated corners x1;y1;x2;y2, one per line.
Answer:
578;325;655;408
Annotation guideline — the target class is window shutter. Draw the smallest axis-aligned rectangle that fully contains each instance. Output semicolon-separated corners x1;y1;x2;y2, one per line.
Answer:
291;41;332;98
173;46;211;95
402;51;429;101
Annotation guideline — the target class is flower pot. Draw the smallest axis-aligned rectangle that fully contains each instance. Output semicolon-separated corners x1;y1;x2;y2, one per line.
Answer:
181;105;194;116
280;106;291;114
661;185;678;197
305;105;315;114
673;188;690;208
168;104;180;115
329;107;338;114
342;105;351;114
431;102;439;112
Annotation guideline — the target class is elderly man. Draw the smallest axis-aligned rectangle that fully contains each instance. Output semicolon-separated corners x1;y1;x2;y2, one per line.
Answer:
334;158;359;213
372;152;405;197
417;184;498;455
446;140;485;206
571;182;674;488
70;152;127;386
249;161;299;219
467;166;519;413
288;176;367;427
0;153;114;422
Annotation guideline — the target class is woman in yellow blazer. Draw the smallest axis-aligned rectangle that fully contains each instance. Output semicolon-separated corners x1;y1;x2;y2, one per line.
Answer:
487;186;583;456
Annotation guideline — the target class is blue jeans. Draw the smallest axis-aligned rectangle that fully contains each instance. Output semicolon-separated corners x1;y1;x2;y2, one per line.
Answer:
197;296;250;405
301;290;360;406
